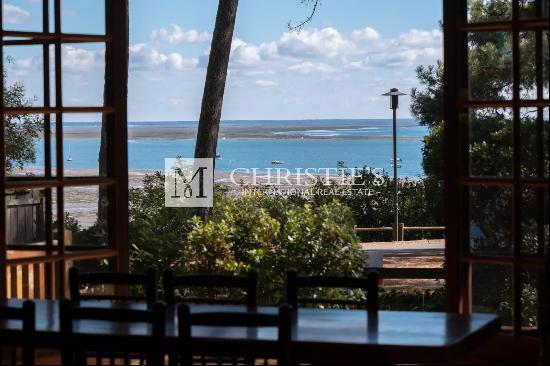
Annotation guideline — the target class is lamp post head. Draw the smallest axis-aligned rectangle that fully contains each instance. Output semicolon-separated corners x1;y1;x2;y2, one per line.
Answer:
382;88;407;110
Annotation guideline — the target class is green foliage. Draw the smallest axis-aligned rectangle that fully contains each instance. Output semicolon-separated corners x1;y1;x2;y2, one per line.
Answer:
124;173;364;304
129;172;196;274
290;168;444;241
3;63;42;172
379;287;445;312
410;62;444;128
186;192;364;304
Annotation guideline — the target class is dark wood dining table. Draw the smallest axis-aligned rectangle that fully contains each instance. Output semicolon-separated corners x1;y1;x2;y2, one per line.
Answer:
0;299;501;365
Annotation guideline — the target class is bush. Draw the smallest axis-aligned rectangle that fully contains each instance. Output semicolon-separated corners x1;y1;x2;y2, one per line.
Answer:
129;172;196;274
379;287;445;311
185;192;364;304
126;173;365;304
287;168;444;242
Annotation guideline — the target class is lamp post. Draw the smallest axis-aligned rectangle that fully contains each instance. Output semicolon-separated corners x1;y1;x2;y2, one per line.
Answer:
382;88;406;242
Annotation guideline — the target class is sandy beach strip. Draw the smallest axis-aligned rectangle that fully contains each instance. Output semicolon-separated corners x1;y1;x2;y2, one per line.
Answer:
59;125;425;141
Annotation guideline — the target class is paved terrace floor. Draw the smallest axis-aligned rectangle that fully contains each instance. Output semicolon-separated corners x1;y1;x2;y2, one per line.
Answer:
360;240;445;290
360;239;445;256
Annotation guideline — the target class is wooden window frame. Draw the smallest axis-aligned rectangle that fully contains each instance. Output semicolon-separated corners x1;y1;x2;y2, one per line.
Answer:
0;0;129;299
444;0;550;339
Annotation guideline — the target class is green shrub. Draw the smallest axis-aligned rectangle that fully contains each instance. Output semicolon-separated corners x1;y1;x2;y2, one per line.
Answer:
129;172;196;274
379;287;445;311
185;192;364;304
125;173;364;304
286;167;444;242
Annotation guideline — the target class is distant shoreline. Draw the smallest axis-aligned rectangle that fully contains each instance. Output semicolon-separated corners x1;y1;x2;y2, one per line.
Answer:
59;126;426;141
54;119;426;140
61;130;425;141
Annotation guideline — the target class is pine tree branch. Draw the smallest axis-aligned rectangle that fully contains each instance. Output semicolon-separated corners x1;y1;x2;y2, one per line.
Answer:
288;0;321;32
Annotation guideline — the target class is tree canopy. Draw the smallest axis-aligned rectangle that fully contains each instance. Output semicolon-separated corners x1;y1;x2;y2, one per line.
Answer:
3;65;42;173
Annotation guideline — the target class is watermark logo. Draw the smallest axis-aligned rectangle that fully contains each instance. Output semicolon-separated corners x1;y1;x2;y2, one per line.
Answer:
165;158;213;208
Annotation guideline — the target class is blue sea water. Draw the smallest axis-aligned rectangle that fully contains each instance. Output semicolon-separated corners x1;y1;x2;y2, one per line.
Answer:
30;119;428;177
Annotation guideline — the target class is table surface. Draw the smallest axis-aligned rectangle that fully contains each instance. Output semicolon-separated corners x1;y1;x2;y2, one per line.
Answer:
0;300;501;364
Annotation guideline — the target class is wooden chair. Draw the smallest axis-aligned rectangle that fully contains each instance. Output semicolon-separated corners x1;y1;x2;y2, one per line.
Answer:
286;270;379;311
59;299;166;366
69;267;157;306
163;270;257;309
176;303;292;366
0;301;35;366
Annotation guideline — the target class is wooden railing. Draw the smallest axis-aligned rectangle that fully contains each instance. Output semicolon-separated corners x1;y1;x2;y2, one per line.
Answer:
354;225;445;241
377;267;445;280
4;248;118;300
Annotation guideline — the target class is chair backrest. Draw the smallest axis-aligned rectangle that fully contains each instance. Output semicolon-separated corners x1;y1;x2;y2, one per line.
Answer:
69;267;157;305
0;300;35;366
286;270;379;311
163;270;257;308
59;299;166;366
177;304;292;366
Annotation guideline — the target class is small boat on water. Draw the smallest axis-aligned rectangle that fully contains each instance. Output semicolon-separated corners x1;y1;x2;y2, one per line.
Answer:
390;158;402;168
271;160;284;165
67;145;73;162
215;154;222;160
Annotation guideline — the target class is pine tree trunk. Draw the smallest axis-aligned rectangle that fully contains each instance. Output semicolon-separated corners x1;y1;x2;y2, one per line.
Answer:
194;0;239;219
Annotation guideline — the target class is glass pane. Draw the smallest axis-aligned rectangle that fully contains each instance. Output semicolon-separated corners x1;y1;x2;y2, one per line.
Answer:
472;264;513;325
521;268;542;331
545;31;549;100
469;186;513;256
5;188;46;246
520;108;549;178
468;32;513;101
521;188;549;255
520;31;550;100
63;114;108;177
469;108;513;177
2;0;42;32
468;0;512;22
61;0;105;35
520;32;537;99
64;186;109;247
62;43;105;107
5;114;51;177
519;0;550;18
4;45;44;107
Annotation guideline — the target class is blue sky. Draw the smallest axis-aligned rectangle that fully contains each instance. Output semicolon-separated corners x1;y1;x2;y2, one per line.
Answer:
3;0;443;121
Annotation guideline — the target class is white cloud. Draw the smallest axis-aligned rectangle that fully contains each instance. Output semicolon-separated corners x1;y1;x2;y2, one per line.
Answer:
168;98;185;106
398;29;442;48
288;61;334;74
130;24;207;71
150;24;211;45
11;46;104;73
347;59;370;70
62;46;104;71
231;38;262;66
13;56;41;73
352;27;380;41
255;79;278;88
347;28;442;68
130;43;198;71
278;27;357;58
3;3;31;24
